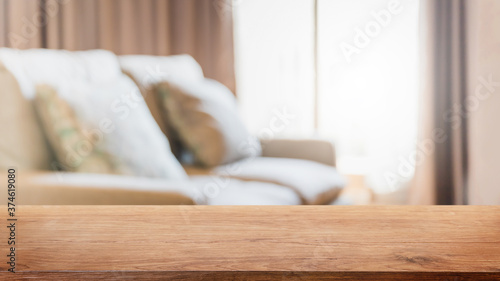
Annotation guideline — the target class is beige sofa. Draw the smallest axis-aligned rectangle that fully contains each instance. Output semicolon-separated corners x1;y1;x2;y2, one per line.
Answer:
0;51;346;205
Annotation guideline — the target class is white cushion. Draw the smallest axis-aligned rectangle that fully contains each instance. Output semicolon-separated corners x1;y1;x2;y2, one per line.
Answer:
119;54;205;87
0;48;187;180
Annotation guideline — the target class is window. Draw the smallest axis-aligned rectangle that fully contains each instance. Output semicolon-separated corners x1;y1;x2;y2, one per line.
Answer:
233;0;315;137
233;0;419;193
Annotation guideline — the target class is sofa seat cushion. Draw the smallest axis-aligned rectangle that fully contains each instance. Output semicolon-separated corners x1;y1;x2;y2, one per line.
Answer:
10;171;301;206
13;172;198;205
189;176;301;205
184;157;347;205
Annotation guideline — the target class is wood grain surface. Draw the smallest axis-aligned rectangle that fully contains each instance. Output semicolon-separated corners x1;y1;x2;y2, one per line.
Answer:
1;206;499;280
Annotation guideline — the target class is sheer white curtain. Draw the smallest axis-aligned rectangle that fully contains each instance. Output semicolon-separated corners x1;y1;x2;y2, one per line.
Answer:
233;0;315;137
234;0;419;193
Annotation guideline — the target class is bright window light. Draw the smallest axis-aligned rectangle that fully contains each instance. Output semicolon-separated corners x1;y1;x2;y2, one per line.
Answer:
233;0;419;193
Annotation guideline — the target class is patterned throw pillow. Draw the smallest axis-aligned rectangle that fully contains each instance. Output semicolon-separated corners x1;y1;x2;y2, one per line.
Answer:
156;79;261;167
34;84;124;174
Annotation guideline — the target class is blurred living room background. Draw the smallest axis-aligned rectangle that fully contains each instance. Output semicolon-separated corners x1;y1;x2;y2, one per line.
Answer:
0;0;499;205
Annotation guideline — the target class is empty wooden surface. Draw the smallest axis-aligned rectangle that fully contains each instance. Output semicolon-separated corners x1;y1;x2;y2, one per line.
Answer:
1;206;500;280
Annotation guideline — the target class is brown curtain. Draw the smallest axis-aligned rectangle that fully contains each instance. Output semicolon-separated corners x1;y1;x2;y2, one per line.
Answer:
465;0;500;205
0;0;236;92
410;0;469;205
0;0;42;49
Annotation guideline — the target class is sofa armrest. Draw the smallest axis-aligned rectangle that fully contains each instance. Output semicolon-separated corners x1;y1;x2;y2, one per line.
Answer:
1;171;197;205
260;139;336;167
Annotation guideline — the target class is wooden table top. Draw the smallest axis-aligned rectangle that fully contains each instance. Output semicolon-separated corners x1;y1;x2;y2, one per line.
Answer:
1;205;500;280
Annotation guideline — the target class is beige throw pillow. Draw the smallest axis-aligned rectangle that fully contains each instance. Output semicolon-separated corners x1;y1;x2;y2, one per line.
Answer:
34;84;124;174
156;79;261;167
